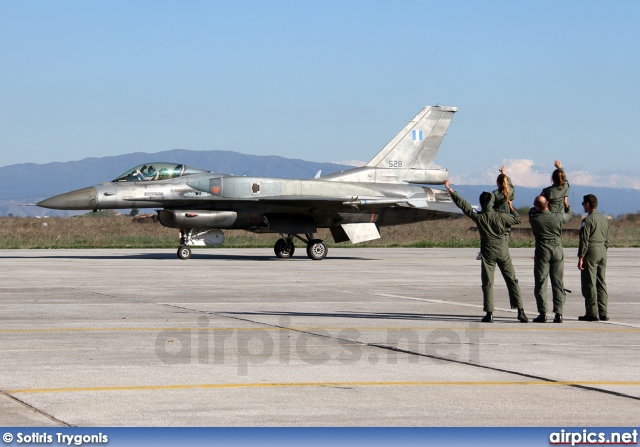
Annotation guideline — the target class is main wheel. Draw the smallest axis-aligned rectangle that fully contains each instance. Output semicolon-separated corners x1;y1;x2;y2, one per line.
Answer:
177;245;192;260
274;238;295;258
306;239;327;260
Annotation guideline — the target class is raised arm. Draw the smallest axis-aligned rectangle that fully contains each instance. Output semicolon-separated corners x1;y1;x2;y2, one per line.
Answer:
506;175;514;201
445;180;478;222
499;166;515;202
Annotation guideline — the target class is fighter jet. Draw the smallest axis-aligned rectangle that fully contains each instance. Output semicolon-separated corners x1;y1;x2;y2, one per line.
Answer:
37;105;461;260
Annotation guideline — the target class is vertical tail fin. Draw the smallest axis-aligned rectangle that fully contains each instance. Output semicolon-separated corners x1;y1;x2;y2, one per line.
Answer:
366;105;457;169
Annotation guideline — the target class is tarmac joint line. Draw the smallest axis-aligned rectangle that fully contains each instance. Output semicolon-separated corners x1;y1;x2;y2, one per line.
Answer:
0;389;72;426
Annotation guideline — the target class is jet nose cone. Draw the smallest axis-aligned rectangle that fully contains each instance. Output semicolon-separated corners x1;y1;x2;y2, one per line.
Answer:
37;186;98;210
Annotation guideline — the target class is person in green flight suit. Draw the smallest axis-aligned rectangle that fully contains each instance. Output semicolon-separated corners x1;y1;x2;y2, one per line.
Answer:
477;165;514;260
488;165;515;215
444;180;528;323
529;195;572;323
541;160;570;213
578;194;610;321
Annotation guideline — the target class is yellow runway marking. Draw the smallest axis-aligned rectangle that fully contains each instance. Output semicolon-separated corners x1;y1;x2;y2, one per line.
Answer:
8;381;640;394
1;326;639;334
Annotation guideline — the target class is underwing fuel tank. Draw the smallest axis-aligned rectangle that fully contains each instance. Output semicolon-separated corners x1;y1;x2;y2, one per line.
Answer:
158;210;238;229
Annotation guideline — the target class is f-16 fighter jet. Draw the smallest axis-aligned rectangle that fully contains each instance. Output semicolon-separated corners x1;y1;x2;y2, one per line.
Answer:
38;105;461;260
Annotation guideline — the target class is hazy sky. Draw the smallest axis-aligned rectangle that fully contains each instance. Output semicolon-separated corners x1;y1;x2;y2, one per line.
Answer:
1;1;639;188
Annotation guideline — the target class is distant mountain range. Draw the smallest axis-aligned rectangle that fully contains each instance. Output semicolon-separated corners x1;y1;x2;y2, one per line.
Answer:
1;149;638;217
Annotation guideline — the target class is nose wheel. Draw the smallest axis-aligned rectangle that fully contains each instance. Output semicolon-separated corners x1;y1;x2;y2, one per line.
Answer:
274;233;328;260
177;245;192;260
177;229;193;260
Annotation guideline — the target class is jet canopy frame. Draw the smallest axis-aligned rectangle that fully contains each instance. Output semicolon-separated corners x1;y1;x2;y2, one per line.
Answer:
113;163;209;182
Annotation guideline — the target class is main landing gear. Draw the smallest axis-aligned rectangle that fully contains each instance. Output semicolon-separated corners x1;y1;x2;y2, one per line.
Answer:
174;228;328;260
274;233;328;260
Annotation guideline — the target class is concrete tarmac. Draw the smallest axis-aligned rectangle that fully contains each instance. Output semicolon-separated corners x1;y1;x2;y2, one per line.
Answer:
1;248;639;426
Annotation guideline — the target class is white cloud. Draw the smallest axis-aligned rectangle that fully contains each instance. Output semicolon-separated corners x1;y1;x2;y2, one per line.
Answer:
569;170;601;187
450;159;640;190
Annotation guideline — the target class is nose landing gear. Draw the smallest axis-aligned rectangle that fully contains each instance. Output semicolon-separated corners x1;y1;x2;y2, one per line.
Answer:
177;245;192;260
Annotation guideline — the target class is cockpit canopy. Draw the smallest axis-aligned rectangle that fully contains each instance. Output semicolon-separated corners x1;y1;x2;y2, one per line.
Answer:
113;163;210;182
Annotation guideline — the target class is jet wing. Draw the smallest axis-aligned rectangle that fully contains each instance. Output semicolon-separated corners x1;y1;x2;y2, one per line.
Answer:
247;195;463;214
119;192;462;214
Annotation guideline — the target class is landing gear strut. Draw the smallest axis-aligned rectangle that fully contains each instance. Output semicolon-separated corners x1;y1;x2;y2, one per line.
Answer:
177;228;224;260
177;229;193;260
274;233;328;260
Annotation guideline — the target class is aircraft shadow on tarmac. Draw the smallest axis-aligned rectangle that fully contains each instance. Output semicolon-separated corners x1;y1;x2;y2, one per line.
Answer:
5;253;374;261
220;310;517;323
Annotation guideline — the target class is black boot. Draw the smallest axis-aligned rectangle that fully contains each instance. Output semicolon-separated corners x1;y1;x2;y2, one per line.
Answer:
481;312;493;323
517;308;528;323
553;313;563;323
532;313;547;323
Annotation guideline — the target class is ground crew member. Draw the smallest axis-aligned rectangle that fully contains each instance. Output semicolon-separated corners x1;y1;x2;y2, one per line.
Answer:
488;165;515;215
578;194;610;321
474;166;515;261
484;165;514;247
541;160;570;213
444;180;528;323
529;196;572;323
